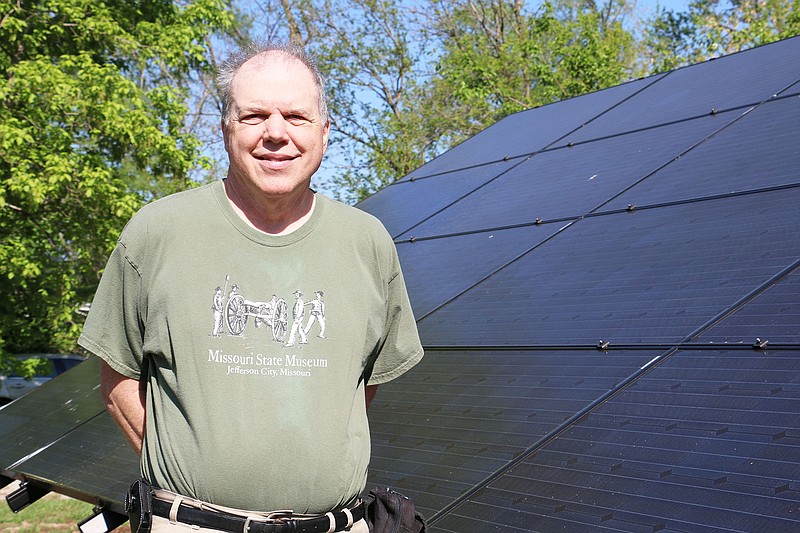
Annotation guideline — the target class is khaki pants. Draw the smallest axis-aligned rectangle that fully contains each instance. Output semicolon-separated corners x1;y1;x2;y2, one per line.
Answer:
149;489;369;533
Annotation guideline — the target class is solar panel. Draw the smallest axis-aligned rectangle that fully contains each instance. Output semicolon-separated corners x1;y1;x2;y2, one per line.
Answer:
561;37;800;146
395;108;743;240
358;158;525;239
695;266;800;345
417;188;800;346
606;94;800;211
432;348;800;532
398;75;665;180
0;357;104;470
397;224;561;317
13;413;137;510
0;356;138;510
366;348;666;517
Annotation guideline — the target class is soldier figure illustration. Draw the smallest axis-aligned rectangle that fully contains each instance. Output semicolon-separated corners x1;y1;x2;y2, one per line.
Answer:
285;290;308;347
211;287;224;337
304;290;326;339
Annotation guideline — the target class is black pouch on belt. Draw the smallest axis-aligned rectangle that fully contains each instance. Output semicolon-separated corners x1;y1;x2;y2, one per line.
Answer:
364;487;427;533
125;478;154;533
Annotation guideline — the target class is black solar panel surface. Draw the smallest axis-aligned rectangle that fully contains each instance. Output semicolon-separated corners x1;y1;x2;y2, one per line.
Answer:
358;158;525;239
397;224;561;318
0;356;138;506
431;348;800;532
394;108;742;240
606;94;800;211
696;266;800;344
0;357;105;469
367;349;665;518
416;188;800;346
16;413;137;508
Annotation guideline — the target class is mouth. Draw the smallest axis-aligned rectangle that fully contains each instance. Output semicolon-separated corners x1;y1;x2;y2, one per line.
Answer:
255;153;298;169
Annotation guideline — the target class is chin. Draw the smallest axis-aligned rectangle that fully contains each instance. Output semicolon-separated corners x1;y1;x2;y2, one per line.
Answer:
257;180;309;198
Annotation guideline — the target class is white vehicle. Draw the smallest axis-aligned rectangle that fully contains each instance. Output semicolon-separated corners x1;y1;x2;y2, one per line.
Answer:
0;354;86;405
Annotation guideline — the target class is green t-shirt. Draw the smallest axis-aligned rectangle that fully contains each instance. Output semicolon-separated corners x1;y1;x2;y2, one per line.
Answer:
78;181;423;513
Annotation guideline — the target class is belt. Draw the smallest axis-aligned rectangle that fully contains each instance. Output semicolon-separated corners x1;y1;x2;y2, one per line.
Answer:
150;497;365;533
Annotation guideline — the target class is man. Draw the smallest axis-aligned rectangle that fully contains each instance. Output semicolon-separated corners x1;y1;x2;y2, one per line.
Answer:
304;290;326;339
211;287;224;337
284;290;307;347
78;42;423;532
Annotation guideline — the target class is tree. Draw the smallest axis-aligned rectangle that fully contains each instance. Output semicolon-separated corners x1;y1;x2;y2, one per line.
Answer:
643;0;800;73
0;0;232;367
428;0;638;141
310;0;434;203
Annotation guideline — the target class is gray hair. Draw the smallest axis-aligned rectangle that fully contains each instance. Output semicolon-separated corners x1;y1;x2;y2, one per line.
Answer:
216;41;329;125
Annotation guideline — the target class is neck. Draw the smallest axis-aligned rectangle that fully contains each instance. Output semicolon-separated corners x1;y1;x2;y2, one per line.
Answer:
223;178;316;235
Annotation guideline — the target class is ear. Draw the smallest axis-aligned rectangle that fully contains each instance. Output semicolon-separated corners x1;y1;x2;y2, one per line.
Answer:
321;120;330;154
221;118;230;153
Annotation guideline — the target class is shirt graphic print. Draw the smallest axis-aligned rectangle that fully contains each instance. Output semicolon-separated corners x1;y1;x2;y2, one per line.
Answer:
209;276;329;379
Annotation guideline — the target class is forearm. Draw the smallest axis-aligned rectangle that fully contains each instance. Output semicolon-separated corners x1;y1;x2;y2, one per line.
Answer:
99;360;146;455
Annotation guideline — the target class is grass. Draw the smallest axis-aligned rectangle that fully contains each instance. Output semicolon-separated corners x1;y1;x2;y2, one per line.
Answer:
0;491;131;533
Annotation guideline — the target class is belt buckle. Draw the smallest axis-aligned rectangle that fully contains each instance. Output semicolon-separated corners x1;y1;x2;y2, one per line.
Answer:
244;515;297;533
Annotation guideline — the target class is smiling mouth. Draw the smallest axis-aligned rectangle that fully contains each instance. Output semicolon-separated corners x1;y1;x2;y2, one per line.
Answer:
256;154;296;162
255;154;298;170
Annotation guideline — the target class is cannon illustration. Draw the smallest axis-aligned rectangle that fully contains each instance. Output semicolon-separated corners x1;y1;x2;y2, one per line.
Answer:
225;293;289;342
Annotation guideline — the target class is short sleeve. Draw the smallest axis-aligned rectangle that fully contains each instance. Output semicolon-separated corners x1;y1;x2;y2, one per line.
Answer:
366;256;424;386
78;239;146;379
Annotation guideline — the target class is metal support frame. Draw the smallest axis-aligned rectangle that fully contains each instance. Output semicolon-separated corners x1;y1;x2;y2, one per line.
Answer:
5;480;51;512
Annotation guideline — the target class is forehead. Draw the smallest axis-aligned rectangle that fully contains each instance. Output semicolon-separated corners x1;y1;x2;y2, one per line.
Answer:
231;53;320;111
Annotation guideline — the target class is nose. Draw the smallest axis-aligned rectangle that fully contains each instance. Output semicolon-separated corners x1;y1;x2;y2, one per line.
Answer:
263;114;288;143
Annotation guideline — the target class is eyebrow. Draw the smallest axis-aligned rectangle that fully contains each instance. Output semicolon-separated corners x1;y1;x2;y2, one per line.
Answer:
236;104;315;118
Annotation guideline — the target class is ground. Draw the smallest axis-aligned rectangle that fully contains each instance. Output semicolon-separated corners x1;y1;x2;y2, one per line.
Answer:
0;481;131;533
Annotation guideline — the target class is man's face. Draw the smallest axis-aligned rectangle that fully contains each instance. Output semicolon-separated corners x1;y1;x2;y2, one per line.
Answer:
222;53;329;199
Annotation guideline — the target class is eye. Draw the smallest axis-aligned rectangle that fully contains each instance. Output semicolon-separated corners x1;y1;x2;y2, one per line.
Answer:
239;114;266;125
285;114;310;125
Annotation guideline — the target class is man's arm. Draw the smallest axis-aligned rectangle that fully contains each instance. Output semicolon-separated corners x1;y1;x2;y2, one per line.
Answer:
99;359;146;455
365;384;378;410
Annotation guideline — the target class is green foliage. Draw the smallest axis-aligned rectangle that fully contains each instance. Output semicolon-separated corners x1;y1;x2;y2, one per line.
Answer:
0;0;232;359
431;0;637;139
644;0;800;72
0;354;47;380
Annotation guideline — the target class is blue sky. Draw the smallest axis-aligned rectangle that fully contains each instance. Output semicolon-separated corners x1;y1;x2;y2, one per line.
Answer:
636;0;691;16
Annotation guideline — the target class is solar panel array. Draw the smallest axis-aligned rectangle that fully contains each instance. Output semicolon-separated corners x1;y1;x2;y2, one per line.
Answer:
358;36;800;532
1;37;799;532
